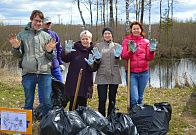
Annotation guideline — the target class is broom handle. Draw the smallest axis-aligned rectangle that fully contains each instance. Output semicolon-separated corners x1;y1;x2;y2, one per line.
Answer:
127;59;130;113
72;68;83;111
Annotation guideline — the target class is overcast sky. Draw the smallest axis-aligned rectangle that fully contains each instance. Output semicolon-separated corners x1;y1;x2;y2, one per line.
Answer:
0;0;196;25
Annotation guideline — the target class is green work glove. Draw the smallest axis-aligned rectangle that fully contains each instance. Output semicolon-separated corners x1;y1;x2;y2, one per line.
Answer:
114;44;123;57
84;54;94;65
91;47;102;60
64;40;76;53
128;40;137;53
150;39;158;51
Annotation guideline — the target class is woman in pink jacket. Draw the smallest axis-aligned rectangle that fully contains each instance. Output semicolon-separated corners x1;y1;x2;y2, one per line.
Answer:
121;21;157;109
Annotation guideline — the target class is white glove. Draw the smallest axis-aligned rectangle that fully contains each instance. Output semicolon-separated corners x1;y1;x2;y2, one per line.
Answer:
60;65;65;71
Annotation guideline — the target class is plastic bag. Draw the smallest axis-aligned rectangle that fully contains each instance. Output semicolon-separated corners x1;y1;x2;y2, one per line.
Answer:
130;103;172;135
106;109;138;135
76;106;109;131
40;108;70;135
76;126;106;135
51;77;68;108
66;111;86;134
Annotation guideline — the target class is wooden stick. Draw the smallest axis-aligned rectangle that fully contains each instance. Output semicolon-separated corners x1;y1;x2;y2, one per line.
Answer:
72;68;83;111
127;59;130;113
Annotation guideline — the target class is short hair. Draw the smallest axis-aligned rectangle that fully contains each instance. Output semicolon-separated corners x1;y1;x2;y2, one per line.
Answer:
80;30;92;40
30;10;44;20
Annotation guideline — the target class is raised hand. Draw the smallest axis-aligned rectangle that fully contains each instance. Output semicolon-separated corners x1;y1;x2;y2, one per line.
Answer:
84;54;94;65
45;38;57;52
114;44;122;57
64;40;76;53
8;33;21;48
91;47;102;59
150;39;158;51
128;40;137;53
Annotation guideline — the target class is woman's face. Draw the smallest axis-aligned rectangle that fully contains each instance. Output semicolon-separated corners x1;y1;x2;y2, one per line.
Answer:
103;31;113;41
131;24;142;37
81;35;91;48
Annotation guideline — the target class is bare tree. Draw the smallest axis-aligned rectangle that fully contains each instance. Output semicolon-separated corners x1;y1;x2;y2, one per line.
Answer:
109;0;114;27
125;0;130;35
140;0;145;24
77;0;86;29
103;0;106;26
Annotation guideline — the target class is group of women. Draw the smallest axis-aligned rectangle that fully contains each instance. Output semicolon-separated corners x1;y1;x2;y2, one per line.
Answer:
62;21;156;117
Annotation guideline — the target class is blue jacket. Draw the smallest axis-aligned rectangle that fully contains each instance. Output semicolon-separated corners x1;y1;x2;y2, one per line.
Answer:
44;29;64;69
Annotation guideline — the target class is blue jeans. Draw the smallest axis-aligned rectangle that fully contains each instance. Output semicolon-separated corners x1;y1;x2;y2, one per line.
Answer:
129;70;149;108
22;73;52;115
38;67;63;103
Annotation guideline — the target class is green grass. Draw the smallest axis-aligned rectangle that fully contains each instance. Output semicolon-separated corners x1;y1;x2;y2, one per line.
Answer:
0;81;195;135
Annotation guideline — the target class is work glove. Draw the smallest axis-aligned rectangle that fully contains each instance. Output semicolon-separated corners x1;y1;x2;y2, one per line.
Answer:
128;40;137;53
150;39;158;51
60;64;65;71
84;54;94;65
64;40;76;53
91;47;102;60
8;33;21;48
114;44;123;57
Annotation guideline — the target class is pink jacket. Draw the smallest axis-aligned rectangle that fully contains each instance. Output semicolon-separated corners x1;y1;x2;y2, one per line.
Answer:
121;34;155;73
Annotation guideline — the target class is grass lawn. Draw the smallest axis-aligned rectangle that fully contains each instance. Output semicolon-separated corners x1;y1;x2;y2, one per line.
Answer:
0;80;195;135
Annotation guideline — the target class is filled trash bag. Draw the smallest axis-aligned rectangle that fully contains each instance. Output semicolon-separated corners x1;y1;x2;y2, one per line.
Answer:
130;103;172;135
76;126;106;135
66;111;86;134
76;106;109;131
40;107;86;135
154;102;172;121
40;107;69;135
51;77;68;108
106;109;138;135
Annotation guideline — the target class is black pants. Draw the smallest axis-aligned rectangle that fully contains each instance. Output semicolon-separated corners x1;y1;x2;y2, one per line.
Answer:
97;84;118;117
69;96;87;111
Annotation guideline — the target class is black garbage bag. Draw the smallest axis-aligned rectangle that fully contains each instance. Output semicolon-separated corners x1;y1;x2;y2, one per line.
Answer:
40;107;86;135
51;77;68;108
130;103;172;135
154;102;172;121
40;107;71;135
106;109;138;135
66;111;87;134
33;104;43;121
76;126;106;135
76;106;109;131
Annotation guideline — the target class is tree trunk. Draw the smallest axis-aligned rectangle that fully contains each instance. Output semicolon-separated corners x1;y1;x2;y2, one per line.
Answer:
125;0;130;35
77;0;86;29
103;0;106;26
140;0;144;24
89;0;93;29
109;0;114;27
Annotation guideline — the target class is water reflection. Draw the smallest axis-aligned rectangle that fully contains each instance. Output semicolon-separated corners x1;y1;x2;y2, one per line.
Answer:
149;58;196;88
1;55;195;89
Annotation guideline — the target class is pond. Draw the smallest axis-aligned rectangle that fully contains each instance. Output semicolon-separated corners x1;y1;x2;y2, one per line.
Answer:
1;55;195;89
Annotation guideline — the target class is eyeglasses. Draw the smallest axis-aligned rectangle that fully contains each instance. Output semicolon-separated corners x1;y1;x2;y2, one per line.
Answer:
33;19;43;23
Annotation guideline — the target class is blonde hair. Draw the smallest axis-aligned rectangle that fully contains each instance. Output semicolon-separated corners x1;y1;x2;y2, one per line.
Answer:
80;30;92;40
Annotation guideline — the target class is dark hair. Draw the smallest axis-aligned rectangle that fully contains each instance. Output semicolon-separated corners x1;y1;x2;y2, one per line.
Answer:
130;21;145;37
102;27;113;35
30;10;44;20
